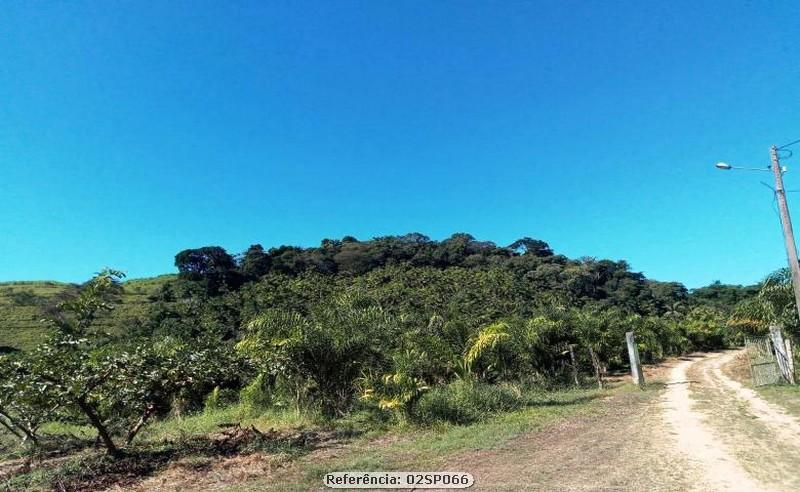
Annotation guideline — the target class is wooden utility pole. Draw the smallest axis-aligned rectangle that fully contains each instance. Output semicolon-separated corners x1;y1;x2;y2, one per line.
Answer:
625;331;645;389
770;145;800;321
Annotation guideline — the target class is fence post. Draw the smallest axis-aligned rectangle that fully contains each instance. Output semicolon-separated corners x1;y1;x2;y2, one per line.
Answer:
625;331;645;389
785;338;796;384
770;326;795;384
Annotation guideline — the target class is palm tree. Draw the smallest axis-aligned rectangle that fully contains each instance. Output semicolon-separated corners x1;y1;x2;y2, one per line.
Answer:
730;268;799;338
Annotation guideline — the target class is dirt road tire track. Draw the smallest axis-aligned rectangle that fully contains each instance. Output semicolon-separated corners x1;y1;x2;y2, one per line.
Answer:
664;350;800;492
662;353;764;491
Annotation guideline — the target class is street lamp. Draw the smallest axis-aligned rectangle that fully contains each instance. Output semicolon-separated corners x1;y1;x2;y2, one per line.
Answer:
715;162;779;172
715;145;800;321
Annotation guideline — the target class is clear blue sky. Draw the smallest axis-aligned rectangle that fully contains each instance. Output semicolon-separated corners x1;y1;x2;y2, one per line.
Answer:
2;1;799;288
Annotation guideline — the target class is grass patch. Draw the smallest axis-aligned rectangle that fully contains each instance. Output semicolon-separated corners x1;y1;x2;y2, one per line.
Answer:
2;385;611;491
140;404;319;443
0;276;175;351
1;404;325;491
227;385;609;492
756;384;800;416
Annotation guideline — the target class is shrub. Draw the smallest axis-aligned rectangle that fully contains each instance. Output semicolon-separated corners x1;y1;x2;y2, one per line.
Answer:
239;374;271;412
203;386;238;412
411;380;523;425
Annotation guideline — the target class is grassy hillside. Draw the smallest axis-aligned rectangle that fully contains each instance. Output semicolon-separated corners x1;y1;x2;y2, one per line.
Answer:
0;275;176;351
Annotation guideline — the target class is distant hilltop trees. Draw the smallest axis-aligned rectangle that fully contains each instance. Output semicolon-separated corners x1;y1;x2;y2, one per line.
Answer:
172;232;701;318
174;233;556;295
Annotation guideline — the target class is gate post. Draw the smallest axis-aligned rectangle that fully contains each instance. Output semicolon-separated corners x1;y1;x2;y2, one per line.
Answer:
785;338;796;384
625;331;645;389
770;326;795;384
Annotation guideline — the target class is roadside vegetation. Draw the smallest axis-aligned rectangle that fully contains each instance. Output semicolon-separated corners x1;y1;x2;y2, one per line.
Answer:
0;233;773;490
720;269;800;418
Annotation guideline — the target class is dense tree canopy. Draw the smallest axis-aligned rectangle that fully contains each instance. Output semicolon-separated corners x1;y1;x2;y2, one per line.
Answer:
0;232;765;461
170;233;719;317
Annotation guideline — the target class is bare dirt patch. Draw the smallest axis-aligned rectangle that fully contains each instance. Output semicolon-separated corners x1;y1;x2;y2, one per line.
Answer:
669;350;800;492
662;353;764;491
117;452;289;492
444;379;698;491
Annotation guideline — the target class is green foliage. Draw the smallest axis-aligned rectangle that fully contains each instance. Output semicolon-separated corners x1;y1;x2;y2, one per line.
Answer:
46;269;126;336
237;294;404;416
1;233;750;473
727;268;800;344
358;349;431;415
175;246;242;295
690;280;759;312
239;374;271;412
411;380;525;425
0;353;61;447
204;386;238;412
0;276;176;351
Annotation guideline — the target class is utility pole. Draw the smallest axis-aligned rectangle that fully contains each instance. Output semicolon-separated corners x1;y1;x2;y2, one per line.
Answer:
770;145;800;321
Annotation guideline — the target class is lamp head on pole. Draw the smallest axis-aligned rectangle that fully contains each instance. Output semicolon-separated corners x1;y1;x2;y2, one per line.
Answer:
715;162;732;170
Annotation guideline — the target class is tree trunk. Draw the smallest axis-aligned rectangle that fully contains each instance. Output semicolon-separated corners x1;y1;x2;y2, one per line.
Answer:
0;413;23;440
588;347;604;389
76;397;121;458
125;404;156;447
568;344;580;387
0;409;37;445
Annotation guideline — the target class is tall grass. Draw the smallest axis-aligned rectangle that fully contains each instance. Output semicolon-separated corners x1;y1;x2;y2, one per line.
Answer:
139;404;319;443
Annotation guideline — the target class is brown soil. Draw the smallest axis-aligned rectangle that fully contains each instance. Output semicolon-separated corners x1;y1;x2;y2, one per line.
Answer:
680;350;800;491
443;351;800;491
444;357;700;491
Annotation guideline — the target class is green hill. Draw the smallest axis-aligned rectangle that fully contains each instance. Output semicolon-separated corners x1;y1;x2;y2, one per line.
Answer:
0;275;176;351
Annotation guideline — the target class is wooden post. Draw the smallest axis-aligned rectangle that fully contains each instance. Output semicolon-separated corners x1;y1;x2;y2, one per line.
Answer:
568;344;580;387
587;347;604;389
770;326;795;384
625;331;645;389
785;338;796;384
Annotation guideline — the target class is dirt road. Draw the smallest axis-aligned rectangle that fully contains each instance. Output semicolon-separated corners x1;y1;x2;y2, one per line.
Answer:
665;350;800;492
448;350;800;491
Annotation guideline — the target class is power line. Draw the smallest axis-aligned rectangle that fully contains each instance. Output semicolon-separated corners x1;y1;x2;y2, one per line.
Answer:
777;138;800;150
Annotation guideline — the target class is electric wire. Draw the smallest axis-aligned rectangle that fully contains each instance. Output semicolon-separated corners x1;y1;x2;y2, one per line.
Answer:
778;138;800;150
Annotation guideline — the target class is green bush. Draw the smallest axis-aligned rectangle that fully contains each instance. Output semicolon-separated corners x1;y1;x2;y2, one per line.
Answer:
203;386;238;412
411;380;523;425
239;374;271;411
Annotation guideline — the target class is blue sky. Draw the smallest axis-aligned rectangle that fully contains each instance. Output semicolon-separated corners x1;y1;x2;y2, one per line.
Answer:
1;1;799;288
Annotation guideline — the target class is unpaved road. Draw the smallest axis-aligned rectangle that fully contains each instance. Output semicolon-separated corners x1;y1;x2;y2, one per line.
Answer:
668;350;800;491
448;350;800;491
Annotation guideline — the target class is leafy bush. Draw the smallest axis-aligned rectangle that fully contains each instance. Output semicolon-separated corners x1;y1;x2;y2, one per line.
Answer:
204;386;238;412
239;374;271;412
411;380;523;425
236;294;406;416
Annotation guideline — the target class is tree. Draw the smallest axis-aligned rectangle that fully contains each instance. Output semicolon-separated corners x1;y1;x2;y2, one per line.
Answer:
175;246;241;295
508;238;553;257
0;355;60;448
730;269;799;340
238;244;272;280
3;270;246;458
45;268;125;336
237;295;402;416
690;281;759;312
